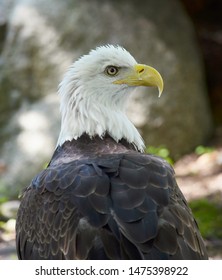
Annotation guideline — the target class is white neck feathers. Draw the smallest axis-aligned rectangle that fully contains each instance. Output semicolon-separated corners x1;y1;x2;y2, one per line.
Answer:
57;85;145;152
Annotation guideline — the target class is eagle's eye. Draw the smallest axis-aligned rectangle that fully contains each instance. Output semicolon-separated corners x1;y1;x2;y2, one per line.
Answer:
105;66;119;76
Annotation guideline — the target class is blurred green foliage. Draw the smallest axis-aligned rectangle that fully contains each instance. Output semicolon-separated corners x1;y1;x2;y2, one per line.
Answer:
0;182;9;204
146;145;174;165
0;180;19;203
195;145;215;155
190;198;222;239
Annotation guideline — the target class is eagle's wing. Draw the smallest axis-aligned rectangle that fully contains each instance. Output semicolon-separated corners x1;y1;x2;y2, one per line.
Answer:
110;153;208;259
16;153;208;259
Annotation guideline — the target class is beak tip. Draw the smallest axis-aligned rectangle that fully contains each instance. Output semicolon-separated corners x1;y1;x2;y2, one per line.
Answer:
158;90;162;98
158;85;163;98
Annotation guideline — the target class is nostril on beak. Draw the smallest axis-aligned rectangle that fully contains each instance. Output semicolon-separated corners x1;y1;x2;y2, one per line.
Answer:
138;68;144;74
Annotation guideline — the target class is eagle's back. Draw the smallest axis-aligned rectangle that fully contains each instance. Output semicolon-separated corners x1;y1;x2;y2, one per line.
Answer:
16;135;208;259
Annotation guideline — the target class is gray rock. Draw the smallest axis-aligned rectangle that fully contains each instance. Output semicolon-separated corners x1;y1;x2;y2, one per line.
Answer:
0;94;60;198
0;0;213;196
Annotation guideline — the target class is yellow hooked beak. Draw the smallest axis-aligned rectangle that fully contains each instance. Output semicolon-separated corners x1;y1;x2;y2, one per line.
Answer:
113;64;164;97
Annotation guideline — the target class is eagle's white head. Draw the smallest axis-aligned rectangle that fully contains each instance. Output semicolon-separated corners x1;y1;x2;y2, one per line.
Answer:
57;45;163;152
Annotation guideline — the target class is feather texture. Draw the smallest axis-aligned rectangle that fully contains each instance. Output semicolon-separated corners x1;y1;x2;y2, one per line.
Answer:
16;135;208;260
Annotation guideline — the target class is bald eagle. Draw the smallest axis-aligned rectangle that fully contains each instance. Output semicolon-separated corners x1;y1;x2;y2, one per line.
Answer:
16;45;208;260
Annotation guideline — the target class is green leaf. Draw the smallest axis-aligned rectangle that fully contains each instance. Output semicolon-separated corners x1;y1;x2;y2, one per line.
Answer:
195;145;214;155
146;145;174;165
189;198;222;239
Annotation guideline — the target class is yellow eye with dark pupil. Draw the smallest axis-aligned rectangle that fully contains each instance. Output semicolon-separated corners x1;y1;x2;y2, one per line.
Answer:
105;66;119;76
